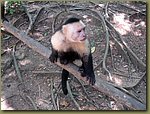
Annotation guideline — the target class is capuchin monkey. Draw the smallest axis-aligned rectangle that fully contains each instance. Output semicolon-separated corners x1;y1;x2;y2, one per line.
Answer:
49;17;95;95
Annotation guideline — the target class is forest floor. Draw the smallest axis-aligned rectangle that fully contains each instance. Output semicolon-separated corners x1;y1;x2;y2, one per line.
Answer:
1;1;146;110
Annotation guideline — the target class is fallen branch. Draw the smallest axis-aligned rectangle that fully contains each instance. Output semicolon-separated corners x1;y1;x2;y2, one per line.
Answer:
2;21;146;110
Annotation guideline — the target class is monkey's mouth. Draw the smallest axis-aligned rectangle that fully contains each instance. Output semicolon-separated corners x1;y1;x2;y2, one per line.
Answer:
80;37;86;41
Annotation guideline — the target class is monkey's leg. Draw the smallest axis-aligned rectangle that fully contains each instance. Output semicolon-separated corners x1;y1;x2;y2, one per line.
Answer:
62;69;69;95
82;54;96;85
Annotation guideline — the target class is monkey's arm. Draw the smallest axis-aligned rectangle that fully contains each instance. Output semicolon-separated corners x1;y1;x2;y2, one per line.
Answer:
82;53;95;85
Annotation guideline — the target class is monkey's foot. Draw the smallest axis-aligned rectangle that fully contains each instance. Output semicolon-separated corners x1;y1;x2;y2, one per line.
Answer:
78;67;86;77
86;73;96;85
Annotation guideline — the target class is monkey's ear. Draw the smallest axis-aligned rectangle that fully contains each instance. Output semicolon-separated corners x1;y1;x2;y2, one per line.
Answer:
62;25;67;34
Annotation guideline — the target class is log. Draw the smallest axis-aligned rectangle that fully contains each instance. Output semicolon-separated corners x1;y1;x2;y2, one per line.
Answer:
2;21;146;110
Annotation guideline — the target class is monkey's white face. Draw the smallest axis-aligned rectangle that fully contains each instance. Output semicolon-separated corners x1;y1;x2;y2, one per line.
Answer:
62;21;86;43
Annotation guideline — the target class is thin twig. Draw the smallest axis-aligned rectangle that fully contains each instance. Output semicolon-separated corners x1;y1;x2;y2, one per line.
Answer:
94;60;103;70
108;29;132;77
76;78;99;108
38;85;41;98
105;2;109;18
24;5;45;34
119;3;146;15
50;79;57;110
31;7;45;32
26;95;38;110
92;9;112;80
12;45;23;82
56;96;59;110
52;10;67;33
112;71;141;79
23;5;33;34
32;70;61;74
109;42;115;71
67;81;81;110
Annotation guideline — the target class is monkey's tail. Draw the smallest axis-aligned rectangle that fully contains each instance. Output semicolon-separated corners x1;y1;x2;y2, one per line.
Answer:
61;69;69;95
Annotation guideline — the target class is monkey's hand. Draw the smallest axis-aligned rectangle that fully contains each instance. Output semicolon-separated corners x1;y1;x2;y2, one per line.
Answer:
49;54;57;63
78;66;86;77
49;49;58;63
49;53;58;63
86;73;96;85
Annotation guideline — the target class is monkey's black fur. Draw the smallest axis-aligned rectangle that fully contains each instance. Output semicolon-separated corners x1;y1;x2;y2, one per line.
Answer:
63;17;80;25
55;17;80;32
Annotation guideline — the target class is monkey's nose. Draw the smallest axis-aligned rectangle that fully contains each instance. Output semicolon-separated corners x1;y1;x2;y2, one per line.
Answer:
82;34;86;38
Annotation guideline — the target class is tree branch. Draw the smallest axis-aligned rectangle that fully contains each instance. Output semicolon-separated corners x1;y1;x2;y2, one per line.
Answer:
2;21;146;110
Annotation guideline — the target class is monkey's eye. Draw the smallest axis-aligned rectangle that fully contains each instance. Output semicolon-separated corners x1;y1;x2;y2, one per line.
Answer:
78;30;82;33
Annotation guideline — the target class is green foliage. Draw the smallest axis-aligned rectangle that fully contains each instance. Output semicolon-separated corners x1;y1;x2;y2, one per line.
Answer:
90;39;96;53
5;1;23;15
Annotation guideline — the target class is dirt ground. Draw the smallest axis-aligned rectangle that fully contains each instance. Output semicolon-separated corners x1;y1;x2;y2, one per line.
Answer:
1;1;146;110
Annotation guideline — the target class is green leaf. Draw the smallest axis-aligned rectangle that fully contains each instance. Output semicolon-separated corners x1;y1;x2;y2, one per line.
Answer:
91;46;96;53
